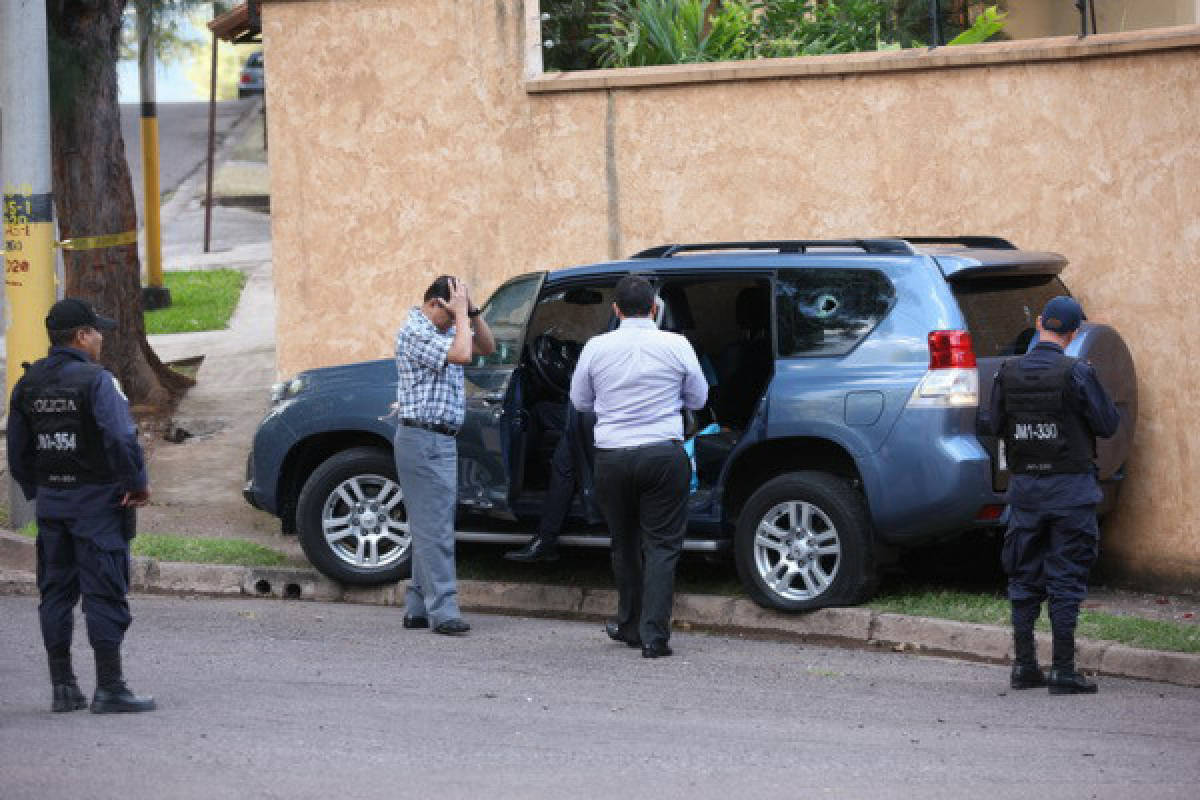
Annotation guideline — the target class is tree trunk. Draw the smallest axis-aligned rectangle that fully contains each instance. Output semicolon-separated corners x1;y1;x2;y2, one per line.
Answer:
46;0;191;411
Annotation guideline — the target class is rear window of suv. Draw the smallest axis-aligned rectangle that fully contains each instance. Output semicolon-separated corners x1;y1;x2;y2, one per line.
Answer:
951;274;1070;357
775;269;895;357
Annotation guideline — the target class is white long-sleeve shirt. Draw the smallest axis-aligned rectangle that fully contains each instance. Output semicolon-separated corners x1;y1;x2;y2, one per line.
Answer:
569;317;708;449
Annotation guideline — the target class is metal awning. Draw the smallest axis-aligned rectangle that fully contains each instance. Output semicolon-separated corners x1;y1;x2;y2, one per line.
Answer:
208;1;261;44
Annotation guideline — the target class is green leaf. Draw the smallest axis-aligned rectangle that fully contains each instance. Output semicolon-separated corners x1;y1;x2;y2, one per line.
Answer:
948;5;1008;46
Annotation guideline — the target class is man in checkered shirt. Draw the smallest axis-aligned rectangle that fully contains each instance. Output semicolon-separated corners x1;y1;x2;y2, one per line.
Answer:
393;276;494;635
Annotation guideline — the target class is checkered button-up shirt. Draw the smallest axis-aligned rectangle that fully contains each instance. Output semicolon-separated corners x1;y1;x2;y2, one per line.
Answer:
394;307;465;429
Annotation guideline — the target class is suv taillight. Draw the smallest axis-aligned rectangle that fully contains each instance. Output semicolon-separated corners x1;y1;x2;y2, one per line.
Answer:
907;330;979;408
927;330;976;369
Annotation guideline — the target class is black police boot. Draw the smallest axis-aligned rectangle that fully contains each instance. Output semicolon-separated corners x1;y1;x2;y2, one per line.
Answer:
47;647;88;713
504;536;560;563
1010;630;1045;690
90;646;156;713
1047;634;1097;695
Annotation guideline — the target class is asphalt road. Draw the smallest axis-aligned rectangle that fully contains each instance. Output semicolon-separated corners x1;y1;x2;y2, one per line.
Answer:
1;594;1197;799
119;99;260;213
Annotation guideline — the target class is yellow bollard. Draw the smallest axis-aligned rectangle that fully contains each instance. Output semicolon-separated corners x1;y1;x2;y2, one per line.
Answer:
4;185;56;401
139;109;171;310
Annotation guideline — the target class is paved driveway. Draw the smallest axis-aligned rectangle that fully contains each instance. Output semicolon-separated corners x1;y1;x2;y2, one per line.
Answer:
1;594;1197;799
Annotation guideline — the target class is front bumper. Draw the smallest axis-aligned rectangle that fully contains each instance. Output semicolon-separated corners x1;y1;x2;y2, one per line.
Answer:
243;452;265;511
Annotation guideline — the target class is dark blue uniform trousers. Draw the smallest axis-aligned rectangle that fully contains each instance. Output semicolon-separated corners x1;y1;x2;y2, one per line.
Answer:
1002;506;1099;644
36;512;133;651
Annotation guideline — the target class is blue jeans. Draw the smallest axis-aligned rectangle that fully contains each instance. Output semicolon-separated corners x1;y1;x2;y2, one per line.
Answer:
393;426;462;626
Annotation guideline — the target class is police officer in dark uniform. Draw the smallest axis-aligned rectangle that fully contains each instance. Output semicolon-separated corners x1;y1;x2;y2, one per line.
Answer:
7;298;155;713
981;296;1120;695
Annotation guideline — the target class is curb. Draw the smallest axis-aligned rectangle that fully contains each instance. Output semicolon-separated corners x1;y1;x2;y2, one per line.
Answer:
2;531;1198;687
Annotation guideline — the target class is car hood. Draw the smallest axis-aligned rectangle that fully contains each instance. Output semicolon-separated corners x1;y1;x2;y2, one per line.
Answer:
299;358;396;393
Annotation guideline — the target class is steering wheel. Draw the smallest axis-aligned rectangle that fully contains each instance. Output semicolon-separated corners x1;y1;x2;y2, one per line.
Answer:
531;333;582;397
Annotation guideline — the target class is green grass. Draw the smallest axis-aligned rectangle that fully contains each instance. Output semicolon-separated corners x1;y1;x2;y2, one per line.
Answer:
10;522;285;567
132;534;287;567
870;585;1200;654
1076;612;1200;654
870;586;1010;626
144;268;246;334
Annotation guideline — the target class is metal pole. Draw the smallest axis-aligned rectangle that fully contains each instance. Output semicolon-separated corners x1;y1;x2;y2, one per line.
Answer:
929;0;942;47
2;0;57;529
203;32;218;253
138;0;171;309
1076;0;1089;37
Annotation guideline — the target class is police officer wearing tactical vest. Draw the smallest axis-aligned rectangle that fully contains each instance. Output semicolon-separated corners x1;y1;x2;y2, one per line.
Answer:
7;298;155;713
981;296;1120;695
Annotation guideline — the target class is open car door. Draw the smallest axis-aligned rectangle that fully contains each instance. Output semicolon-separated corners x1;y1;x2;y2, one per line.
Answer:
456;272;545;518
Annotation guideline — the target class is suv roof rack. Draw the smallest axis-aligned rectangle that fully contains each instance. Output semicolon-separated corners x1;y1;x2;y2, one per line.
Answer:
631;239;917;259
896;236;1017;250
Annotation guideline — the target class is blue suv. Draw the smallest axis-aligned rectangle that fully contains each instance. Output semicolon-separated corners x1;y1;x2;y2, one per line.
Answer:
243;238;1137;611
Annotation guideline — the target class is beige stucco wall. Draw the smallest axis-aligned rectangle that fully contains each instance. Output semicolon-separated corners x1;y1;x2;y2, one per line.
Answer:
262;1;1200;592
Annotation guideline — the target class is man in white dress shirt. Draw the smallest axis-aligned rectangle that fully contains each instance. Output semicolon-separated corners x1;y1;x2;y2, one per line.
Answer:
569;275;708;658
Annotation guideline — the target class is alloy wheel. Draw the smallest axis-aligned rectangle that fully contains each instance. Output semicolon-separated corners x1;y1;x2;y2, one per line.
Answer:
752;500;842;602
321;474;410;569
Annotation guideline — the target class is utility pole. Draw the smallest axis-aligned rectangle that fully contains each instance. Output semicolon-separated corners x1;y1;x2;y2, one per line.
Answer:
138;0;171;310
2;0;57;529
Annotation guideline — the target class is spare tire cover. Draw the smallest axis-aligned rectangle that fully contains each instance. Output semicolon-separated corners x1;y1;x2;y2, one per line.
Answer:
1068;323;1137;481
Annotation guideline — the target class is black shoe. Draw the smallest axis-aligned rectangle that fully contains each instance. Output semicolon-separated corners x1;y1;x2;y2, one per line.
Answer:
1010;664;1047;690
403;615;429;629
1048;668;1098;695
91;686;156;714
52;683;88;713
604;621;641;648
504;537;560;563
641;642;673;659
433;618;471;635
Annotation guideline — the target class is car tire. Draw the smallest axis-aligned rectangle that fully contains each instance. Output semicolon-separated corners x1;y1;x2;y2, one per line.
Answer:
296;447;412;586
734;471;877;611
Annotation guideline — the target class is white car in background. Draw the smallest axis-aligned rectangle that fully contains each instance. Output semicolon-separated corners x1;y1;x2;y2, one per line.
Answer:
238;51;264;98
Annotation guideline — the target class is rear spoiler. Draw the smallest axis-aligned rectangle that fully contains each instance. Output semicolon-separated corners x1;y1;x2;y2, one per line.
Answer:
934;251;1068;281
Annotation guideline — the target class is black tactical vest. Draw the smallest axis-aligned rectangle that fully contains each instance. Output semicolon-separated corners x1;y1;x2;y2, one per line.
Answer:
16;357;113;488
1001;353;1095;475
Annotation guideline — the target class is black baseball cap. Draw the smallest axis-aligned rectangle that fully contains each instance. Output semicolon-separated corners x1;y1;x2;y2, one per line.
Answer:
45;298;117;332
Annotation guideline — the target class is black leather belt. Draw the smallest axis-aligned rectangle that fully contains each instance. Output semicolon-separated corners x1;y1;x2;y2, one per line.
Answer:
597;439;681;453
399;418;459;437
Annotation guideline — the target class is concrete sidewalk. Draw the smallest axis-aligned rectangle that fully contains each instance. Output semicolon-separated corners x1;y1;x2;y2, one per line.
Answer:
136;98;300;560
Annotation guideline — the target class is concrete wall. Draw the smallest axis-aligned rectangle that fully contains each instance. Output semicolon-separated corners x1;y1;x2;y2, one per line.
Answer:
261;1;1200;592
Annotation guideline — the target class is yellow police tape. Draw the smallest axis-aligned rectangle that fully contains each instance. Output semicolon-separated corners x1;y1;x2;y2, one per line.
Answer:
55;230;138;251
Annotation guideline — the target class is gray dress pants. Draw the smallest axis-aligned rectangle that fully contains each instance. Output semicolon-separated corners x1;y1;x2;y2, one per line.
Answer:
394;425;462;625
